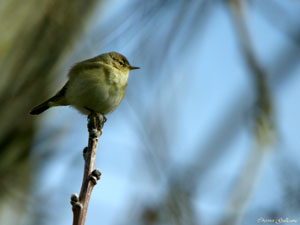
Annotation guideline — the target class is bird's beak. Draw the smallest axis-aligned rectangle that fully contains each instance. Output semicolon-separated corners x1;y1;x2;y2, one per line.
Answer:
129;66;140;70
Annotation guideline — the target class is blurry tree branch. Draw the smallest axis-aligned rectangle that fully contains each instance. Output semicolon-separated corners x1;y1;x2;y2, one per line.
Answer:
228;0;275;146
218;0;275;224
71;113;104;225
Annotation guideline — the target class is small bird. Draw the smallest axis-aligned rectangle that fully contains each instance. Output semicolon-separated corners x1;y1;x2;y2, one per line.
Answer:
30;52;139;115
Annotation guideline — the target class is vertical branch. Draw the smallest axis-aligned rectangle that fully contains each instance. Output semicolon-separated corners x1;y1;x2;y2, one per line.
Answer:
228;0;275;146
218;1;276;225
71;112;106;225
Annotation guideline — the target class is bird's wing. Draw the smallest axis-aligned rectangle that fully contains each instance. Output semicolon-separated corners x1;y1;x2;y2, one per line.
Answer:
68;61;103;79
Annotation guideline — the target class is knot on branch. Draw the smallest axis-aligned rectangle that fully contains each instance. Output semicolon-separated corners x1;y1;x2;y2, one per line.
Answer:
83;147;88;160
70;193;82;209
89;169;102;185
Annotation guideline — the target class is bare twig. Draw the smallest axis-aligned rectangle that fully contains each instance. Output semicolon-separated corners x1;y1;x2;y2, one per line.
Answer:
71;112;106;225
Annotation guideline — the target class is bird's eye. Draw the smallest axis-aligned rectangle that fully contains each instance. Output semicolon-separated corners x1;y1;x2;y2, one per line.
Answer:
119;61;124;66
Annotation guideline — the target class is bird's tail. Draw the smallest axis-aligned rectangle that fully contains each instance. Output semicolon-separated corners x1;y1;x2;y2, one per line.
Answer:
30;100;51;115
30;84;68;115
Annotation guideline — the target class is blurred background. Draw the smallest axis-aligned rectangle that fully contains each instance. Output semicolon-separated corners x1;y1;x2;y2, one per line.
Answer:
0;0;299;225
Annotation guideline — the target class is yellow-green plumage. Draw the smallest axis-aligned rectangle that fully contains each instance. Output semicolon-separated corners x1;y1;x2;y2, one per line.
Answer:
30;52;139;115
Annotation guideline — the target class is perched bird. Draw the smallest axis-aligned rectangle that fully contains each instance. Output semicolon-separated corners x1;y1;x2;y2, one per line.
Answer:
30;52;139;115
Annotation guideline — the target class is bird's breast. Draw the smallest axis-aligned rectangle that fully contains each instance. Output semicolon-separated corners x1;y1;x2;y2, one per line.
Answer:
66;69;128;114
